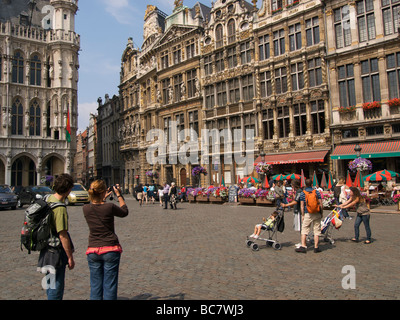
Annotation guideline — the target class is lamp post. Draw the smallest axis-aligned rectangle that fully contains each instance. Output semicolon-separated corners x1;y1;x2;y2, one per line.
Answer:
354;144;362;158
260;151;266;189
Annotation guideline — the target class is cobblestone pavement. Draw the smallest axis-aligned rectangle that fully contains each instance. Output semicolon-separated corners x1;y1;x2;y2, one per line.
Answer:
1;197;400;300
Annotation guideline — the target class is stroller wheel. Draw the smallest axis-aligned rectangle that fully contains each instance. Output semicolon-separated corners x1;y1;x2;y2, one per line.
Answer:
246;240;253;247
251;243;259;251
272;242;281;250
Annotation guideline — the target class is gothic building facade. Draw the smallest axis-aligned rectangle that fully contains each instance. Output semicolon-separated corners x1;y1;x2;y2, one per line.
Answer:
0;0;80;186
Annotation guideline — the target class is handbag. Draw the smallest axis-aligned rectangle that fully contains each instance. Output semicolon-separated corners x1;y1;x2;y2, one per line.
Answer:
331;215;343;229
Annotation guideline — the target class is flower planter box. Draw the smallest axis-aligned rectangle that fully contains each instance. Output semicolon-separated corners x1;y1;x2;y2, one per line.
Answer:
188;195;196;203
196;195;209;202
239;197;255;205
209;196;225;203
256;198;274;206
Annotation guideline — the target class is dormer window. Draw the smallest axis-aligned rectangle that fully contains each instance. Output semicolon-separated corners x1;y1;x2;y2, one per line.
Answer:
215;24;224;48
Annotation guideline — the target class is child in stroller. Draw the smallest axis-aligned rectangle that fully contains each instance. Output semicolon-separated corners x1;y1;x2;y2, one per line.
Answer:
249;211;279;239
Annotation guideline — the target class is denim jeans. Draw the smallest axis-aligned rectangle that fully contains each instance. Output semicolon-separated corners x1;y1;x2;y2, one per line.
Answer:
87;251;121;300
354;214;371;241
46;264;66;300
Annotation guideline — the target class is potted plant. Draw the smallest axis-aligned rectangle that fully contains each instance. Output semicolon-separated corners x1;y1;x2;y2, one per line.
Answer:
255;189;273;205
362;101;381;110
348;158;372;173
238;188;256;204
388;98;400;107
192;166;208;187
338;105;356;113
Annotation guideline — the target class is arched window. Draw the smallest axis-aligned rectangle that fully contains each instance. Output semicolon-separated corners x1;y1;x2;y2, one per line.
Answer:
30;54;42;86
215;24;224;48
0;54;2;81
29;99;41;136
12;51;24;84
227;19;236;44
11;98;24;135
11;159;23;186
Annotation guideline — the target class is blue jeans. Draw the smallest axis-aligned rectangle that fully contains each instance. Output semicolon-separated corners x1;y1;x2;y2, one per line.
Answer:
354;215;371;241
46;264;66;300
87;251;121;300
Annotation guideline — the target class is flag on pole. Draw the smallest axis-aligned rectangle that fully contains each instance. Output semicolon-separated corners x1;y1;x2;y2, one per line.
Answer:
66;106;71;143
220;175;225;187
300;169;306;188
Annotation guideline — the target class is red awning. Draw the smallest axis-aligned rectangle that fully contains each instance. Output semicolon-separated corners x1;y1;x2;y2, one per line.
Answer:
331;141;400;159
255;150;329;165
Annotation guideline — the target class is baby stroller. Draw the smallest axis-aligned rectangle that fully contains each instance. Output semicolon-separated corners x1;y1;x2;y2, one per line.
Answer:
246;207;285;251
306;208;343;245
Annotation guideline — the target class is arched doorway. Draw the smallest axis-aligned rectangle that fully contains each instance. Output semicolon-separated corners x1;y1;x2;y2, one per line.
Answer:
180;168;187;186
11;156;37;186
42;155;65;184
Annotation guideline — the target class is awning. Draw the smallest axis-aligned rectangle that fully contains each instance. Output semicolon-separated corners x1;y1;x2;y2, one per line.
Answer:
255;150;329;165
331;141;400;160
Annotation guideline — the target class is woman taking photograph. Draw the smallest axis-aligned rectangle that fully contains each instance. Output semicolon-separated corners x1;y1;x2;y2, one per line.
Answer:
83;180;129;300
336;187;372;244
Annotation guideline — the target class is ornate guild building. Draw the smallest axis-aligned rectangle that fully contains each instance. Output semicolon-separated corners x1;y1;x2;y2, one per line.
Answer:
0;0;80;186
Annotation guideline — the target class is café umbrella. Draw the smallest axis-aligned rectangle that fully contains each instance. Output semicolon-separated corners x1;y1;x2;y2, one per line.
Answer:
283;173;301;180
239;176;260;184
272;174;286;181
364;171;392;182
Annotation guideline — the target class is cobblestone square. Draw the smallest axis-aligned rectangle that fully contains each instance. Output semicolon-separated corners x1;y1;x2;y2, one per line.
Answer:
1;198;400;300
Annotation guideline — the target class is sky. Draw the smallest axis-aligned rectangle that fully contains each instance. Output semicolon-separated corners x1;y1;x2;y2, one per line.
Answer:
75;0;262;133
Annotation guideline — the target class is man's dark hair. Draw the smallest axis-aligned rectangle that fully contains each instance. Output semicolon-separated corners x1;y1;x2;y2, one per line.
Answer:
53;174;74;195
292;180;300;189
305;178;312;187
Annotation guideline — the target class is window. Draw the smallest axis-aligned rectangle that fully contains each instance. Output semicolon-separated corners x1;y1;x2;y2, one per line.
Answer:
0;55;2;81
30;55;41;86
173;46;181;65
343;128;359;139
227;47;237;68
29;100;41;136
338;64;356;107
227;19;236;44
334;6;352;48
163;117;171;143
46;101;51;137
162;78;170;104
382;0;400;35
240;41;252;65
357;0;376;42
229;78;240;103
311;100;325;134
12;98;24;135
186;69;196;99
291;62;304;91
387;52;400;99
277;106;290;138
244;114;255;132
262;109;274;140
12;51;24;84
366;126;384;136
260;71;272;97
216;24;224;48
145;79;151;105
204;55;213;76
215;51;225;72
216;82;227;106
230;116;241;131
361;58;381;102
189;110;198;139
289;23;302;51
186;40;196;59
176;113;185;141
161;51;169;69
308;58;322;87
242;74;254;101
205;85;215;109
174;74;183;102
294;103;307;136
306;17;320;46
271;0;283;11
258;34;270;61
273;29;285;56
275;67;287;94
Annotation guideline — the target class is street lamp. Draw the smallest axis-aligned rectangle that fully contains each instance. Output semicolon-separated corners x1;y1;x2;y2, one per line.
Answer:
354;144;362;158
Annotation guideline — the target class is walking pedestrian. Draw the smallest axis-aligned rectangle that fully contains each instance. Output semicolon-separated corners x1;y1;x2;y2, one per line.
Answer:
162;182;170;209
281;180;302;233
83;180;129;300
136;184;143;206
336;187;372;244
143;184;148;205
169;182;178;209
295;178;323;253
158;187;164;206
37;173;75;300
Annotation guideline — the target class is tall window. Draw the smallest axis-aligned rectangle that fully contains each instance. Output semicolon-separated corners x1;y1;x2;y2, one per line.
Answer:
227;47;237;68
204;55;213;76
163;117;171;143
229;78;240;103
361;58;381;102
306;17;320;46
308;58;322;87
12;98;24;135
29;99;41;136
215;51;225;72
242;74;254;101
46;101;51;137
0;55;2;81
173;45;181;65
161;50;169;69
186;40;196;59
205;85;215;109
338;64;356;107
12;51;24;84
244;114;255;132
186;69;196;99
262;109;274;140
216;82;227;106
227;19;236;44
311;100;325;134
176;113;185;141
30;55;41;86
189;110;198;139
386;52;400;99
289;23;302;51
173;74;183;102
382;0;400;35
277;106;290;138
162;78;170;104
215;24;224;48
273;29;285;56
260;71;272;97
275;67;287;94
357;0;376;42
240;41;252;65
291;62;304;91
271;0;283;11
294;103;307;136
334;6;352;48
258;34;270;61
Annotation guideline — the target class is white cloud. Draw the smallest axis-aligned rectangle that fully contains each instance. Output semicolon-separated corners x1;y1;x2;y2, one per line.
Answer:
78;102;98;133
101;0;138;25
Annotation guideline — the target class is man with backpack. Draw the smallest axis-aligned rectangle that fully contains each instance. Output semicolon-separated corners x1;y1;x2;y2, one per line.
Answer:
36;174;75;299
295;178;324;253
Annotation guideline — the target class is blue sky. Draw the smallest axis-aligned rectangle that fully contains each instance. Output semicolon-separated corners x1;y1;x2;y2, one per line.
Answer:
75;0;262;132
